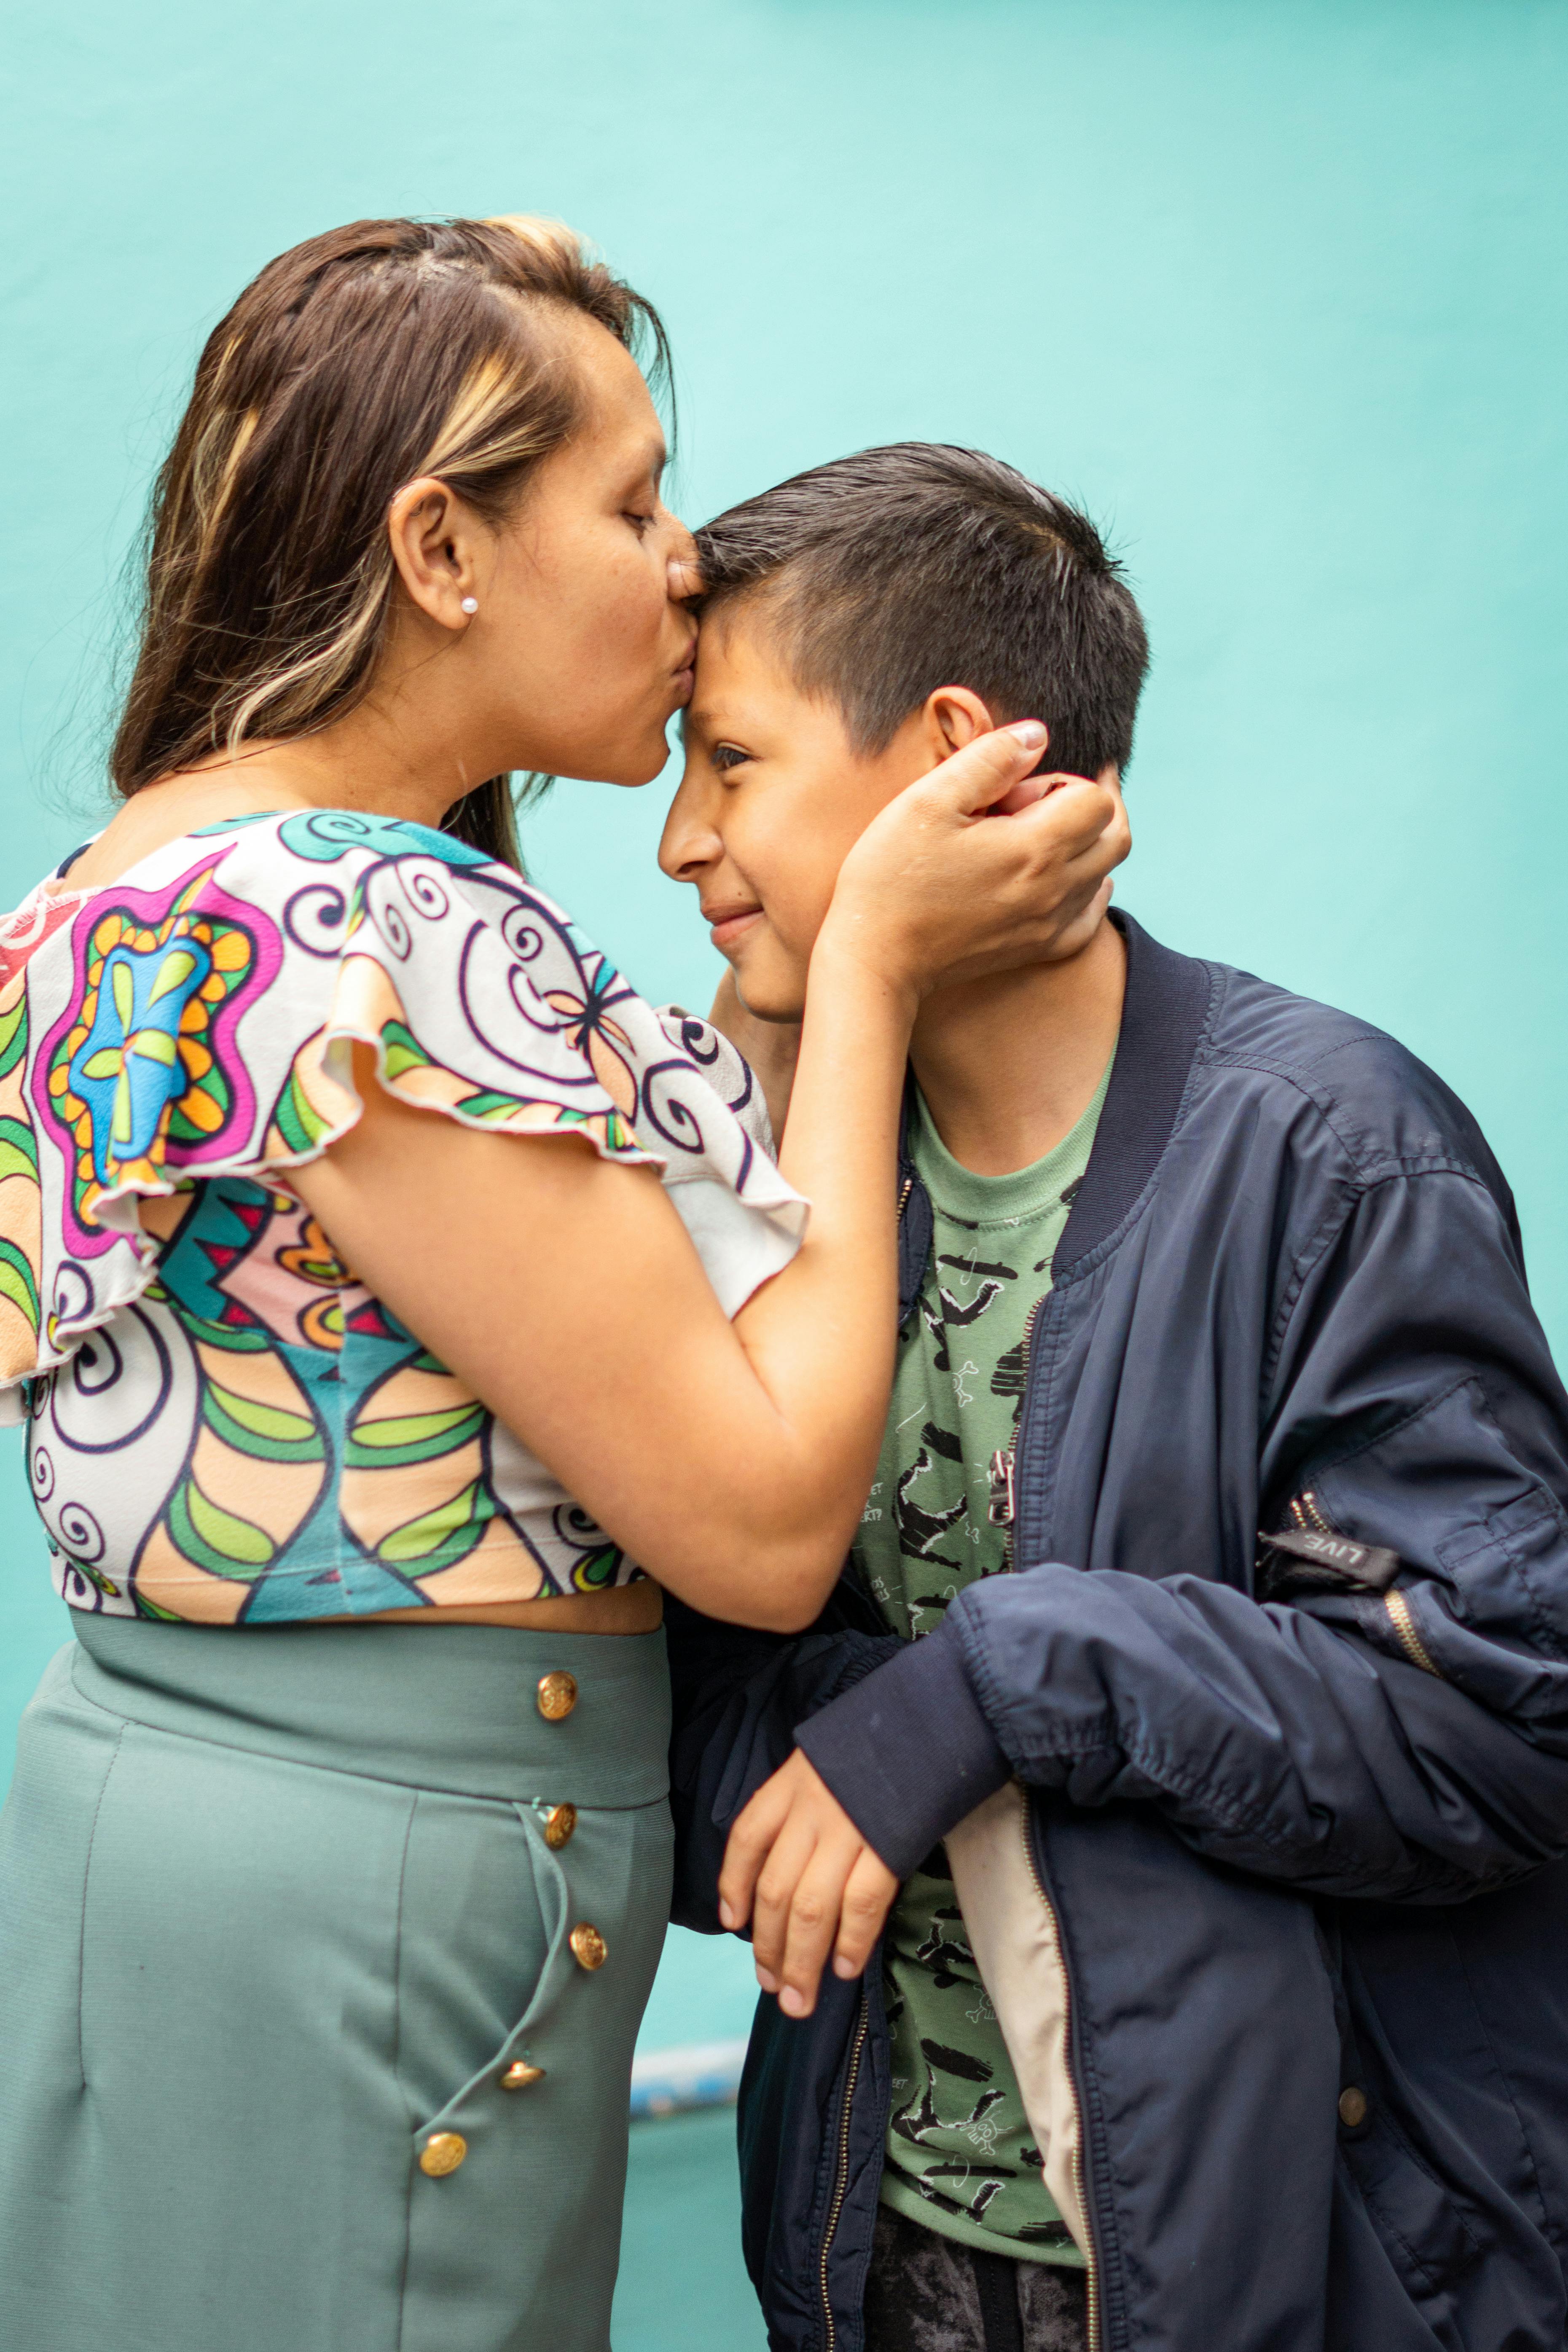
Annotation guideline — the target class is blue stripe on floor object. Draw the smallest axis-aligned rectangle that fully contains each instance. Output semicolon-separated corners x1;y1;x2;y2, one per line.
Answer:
629;2037;748;2118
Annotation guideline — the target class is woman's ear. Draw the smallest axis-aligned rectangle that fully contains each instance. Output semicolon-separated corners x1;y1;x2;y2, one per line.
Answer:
921;686;1002;764
387;476;483;632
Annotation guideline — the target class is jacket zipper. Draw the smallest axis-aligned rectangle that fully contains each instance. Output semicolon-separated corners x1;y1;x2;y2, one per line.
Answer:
988;1293;1045;1568
1383;1587;1440;1676
1288;1490;1331;1536
1019;1801;1101;2352
1289;1491;1439;1677
817;1998;869;2352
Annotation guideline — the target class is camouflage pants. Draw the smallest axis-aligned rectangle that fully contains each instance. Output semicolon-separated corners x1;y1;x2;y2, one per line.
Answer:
864;2205;1090;2352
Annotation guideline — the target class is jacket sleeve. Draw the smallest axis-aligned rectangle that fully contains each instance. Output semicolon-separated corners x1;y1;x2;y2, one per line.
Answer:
664;1593;898;1933
797;1167;1568;1901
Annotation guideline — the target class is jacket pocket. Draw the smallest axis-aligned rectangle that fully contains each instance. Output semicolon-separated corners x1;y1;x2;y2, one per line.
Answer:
1338;2094;1484;2307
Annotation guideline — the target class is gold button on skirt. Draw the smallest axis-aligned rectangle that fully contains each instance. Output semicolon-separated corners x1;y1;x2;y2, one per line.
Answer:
536;1671;578;1721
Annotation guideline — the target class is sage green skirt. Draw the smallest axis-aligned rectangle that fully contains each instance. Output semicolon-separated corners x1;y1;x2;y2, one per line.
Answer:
0;1613;674;2352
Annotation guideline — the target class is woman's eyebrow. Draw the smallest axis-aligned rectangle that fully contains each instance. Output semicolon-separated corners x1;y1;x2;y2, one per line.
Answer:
616;432;667;497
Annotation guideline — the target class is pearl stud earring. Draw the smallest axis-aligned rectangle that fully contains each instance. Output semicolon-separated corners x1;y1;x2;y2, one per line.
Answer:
460;596;478;615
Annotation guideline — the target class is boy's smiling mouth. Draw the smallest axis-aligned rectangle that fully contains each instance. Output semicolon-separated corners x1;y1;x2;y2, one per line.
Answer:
701;898;764;952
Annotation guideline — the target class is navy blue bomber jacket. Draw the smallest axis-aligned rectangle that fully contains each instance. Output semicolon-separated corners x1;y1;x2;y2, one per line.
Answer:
665;912;1568;2352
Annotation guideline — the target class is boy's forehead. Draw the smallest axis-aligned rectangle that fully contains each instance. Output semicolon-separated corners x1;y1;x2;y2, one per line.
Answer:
694;599;770;671
686;593;865;756
688;602;799;718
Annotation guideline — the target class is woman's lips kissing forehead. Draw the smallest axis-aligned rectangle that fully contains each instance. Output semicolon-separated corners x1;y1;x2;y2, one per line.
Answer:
669;633;698;706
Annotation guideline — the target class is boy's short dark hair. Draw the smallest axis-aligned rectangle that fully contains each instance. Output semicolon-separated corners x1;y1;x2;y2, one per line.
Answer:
694;443;1150;779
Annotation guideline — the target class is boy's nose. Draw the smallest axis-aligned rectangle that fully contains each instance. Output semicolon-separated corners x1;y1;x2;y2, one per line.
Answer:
658;781;720;883
658;829;719;886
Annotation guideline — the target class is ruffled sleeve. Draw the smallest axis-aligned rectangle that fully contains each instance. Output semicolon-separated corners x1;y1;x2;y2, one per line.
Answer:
655;1005;777;1162
0;810;807;1413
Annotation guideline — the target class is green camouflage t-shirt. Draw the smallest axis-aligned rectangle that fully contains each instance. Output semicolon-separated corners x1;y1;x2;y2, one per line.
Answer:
852;1065;1111;2266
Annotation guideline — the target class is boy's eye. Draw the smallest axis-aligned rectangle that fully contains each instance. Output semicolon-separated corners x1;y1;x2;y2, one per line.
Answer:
711;743;752;774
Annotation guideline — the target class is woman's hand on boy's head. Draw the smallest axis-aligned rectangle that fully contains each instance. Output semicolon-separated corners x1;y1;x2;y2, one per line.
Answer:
820;724;1129;1004
719;1748;899;2018
989;760;1121;820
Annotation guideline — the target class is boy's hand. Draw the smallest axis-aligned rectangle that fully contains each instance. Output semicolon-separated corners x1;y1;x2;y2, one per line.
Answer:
719;1750;899;2017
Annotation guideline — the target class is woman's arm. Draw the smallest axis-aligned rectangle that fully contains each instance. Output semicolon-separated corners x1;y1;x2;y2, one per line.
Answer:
293;729;1125;1631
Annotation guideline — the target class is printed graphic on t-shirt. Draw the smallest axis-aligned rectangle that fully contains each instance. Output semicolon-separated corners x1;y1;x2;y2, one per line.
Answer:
853;1070;1112;2266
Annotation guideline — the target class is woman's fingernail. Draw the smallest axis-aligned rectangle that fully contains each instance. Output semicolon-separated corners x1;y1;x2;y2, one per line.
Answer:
779;1986;808;2018
756;1967;779;1993
833;1955;858;1979
718;1901;736;1929
1007;720;1047;748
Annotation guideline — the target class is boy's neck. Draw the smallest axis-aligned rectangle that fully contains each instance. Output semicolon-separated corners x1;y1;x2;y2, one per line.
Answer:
908;916;1125;1176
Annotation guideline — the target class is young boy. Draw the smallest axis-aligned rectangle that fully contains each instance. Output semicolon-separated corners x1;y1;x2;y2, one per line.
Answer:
659;445;1568;2352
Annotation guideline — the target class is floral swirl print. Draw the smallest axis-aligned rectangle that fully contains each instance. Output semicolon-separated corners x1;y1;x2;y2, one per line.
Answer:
0;812;799;1622
38;859;274;1268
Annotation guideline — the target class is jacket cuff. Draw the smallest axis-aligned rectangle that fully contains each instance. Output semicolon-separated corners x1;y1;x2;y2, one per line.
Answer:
794;1620;1012;1877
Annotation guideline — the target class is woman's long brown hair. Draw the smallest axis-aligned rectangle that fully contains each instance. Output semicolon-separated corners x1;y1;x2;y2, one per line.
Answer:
111;216;669;866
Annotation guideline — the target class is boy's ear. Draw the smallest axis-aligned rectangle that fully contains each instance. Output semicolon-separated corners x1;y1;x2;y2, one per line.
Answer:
921;686;1014;765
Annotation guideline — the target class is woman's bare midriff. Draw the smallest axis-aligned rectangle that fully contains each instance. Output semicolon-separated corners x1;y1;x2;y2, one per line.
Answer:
340;1580;665;1634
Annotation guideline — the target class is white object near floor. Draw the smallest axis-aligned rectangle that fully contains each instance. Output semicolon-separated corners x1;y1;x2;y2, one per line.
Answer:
630;2037;749;2118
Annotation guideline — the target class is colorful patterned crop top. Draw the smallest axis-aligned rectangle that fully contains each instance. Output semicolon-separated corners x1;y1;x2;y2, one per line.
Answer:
0;808;803;1623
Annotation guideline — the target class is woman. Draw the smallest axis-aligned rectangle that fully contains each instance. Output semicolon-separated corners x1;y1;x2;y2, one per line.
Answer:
0;216;1125;2352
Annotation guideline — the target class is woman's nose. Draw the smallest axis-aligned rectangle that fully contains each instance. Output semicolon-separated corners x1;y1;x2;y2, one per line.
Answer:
664;509;703;604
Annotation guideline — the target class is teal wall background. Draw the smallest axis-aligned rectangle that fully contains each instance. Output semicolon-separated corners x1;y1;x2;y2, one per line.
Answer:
2;4;1565;2343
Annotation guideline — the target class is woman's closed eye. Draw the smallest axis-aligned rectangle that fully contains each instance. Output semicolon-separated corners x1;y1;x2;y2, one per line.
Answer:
623;507;657;536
